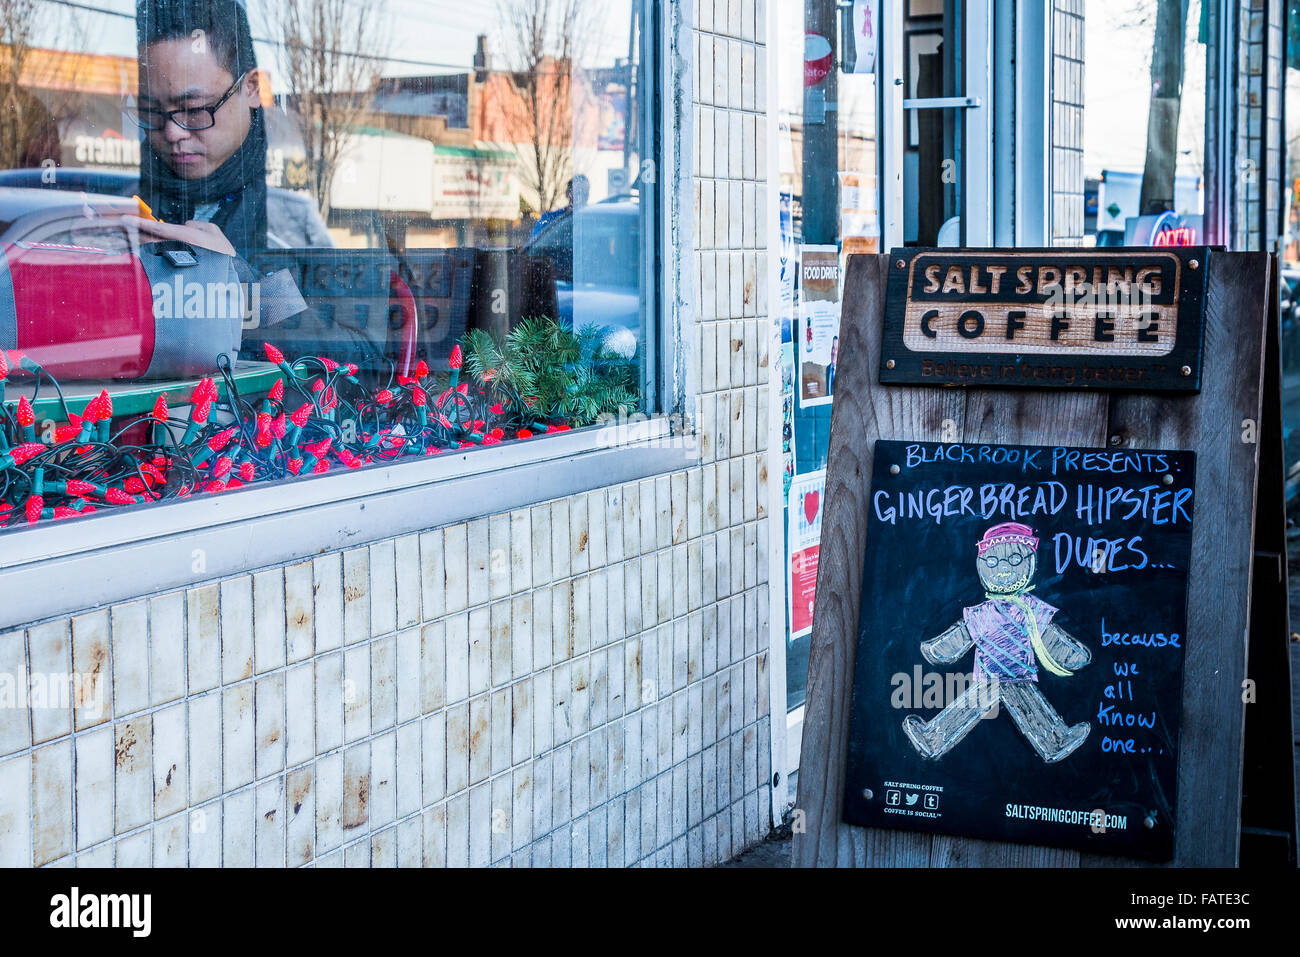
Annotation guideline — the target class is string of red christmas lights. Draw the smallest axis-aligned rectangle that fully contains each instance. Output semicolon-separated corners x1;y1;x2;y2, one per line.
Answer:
0;343;570;527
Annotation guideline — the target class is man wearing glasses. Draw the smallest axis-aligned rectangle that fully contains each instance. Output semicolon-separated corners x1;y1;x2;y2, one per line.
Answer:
127;0;329;258
900;522;1095;764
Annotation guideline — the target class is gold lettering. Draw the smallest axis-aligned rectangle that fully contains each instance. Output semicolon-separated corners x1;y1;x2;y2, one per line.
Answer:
969;266;987;295
942;266;966;295
1135;266;1162;296
1016;266;1033;294
924;265;941;293
1036;266;1061;296
1105;267;1133;297
986;265;1006;293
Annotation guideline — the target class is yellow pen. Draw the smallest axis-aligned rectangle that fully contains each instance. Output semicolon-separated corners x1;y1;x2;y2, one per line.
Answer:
132;194;159;222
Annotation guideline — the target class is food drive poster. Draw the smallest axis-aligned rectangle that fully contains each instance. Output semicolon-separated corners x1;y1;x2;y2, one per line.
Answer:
798;246;840;408
842;440;1195;859
788;470;826;640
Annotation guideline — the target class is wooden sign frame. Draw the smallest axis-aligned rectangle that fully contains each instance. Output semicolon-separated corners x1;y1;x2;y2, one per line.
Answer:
793;251;1297;867
878;247;1210;393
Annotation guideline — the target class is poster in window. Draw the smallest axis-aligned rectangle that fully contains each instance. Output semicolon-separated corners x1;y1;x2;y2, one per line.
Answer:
839;170;880;257
781;342;797;496
797;246;840;408
851;0;877;74
788;469;826;641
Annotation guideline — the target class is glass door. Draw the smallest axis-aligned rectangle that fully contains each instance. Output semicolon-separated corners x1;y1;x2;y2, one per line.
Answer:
776;0;880;731
777;0;994;775
882;0;990;249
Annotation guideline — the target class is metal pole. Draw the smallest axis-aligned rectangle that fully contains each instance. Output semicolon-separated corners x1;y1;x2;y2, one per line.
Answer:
802;0;839;245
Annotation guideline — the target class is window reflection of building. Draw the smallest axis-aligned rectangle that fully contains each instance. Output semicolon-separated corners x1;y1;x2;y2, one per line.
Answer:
3;24;644;257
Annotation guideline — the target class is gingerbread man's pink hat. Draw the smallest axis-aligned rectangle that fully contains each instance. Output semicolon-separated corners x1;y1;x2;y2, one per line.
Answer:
976;522;1038;556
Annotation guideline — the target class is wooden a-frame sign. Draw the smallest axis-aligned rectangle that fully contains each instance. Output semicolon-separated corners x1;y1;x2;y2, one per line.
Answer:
794;249;1298;866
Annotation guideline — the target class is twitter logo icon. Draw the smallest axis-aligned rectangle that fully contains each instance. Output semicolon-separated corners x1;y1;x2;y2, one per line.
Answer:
905;793;919;806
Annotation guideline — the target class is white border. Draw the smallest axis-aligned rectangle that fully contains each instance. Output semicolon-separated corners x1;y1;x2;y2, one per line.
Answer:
764;0;790;820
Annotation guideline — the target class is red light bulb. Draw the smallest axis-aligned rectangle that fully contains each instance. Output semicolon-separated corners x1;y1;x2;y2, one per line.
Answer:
10;443;46;465
208;427;236;452
194;376;216;404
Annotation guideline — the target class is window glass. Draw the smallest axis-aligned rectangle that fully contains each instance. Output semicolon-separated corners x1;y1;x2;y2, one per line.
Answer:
0;0;654;529
777;0;878;711
1281;2;1300;507
1079;0;1206;247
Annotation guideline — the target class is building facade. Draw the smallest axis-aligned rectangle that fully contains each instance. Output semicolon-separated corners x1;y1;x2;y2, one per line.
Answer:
0;0;1291;867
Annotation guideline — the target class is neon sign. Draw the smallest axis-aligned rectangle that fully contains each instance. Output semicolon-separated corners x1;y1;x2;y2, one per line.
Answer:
1149;211;1197;247
1153;225;1196;246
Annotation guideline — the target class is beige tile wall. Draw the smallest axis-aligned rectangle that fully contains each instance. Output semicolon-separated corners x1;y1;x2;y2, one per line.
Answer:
0;0;776;867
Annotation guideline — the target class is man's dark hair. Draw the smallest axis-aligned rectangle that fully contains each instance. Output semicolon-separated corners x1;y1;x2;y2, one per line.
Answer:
136;0;258;79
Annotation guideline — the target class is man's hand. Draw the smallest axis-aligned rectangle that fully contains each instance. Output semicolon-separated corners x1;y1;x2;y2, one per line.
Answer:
118;215;237;257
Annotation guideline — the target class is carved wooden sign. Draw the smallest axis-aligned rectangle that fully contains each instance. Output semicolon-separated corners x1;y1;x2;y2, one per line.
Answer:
879;248;1209;391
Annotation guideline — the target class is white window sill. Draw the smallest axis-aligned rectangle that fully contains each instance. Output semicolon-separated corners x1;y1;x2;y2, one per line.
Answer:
1;417;695;629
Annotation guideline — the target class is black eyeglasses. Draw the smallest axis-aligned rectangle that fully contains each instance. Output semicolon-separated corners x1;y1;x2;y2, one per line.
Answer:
129;72;248;131
980;552;1027;568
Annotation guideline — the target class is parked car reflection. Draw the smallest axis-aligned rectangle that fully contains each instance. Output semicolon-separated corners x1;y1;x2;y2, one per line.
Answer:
523;197;643;360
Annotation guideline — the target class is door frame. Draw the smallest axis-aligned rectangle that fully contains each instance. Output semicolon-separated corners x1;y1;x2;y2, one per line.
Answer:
878;0;1004;249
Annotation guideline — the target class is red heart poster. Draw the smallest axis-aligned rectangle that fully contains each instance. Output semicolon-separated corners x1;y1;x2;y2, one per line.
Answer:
803;489;820;526
787;471;826;641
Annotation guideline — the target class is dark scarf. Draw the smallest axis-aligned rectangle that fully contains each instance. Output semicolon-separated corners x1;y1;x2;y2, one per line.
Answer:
139;106;268;259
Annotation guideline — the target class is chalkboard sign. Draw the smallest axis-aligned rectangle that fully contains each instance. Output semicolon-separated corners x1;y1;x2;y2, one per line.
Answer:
842;439;1195;860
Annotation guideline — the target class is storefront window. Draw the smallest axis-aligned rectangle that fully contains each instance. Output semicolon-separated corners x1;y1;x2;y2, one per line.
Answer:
777;0;877;711
1079;0;1206;247
0;0;655;528
1281;1;1300;499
